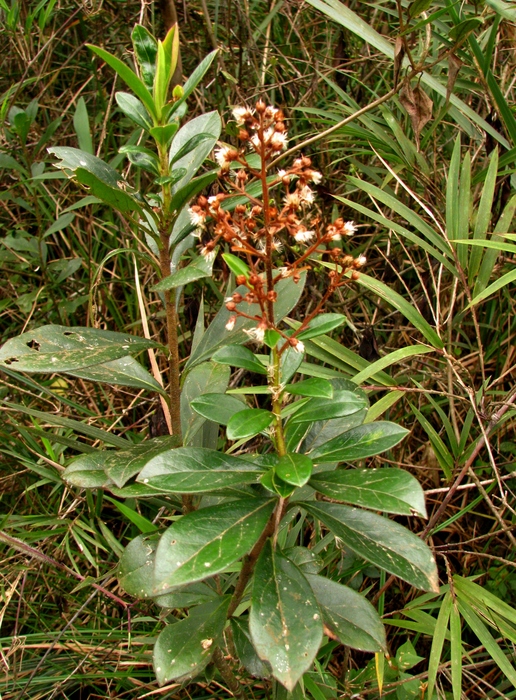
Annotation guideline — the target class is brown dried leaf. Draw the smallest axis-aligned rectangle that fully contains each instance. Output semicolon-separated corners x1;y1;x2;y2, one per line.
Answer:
394;36;406;88
446;53;463;104
400;82;433;148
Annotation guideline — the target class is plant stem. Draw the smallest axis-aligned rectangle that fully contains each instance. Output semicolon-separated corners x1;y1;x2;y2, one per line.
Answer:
212;648;247;700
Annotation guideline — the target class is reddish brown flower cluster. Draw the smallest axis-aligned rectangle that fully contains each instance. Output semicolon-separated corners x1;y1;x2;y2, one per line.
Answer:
188;100;366;351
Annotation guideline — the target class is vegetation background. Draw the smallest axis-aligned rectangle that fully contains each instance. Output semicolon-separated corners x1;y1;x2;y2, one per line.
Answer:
1;0;516;698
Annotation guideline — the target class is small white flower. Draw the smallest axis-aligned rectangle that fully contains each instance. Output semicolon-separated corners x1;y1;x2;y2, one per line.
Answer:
298;185;314;206
356;255;367;267
244;326;265;343
277;169;287;178
310;171;323;184
264;105;279;118
294;158;303;167
343;221;358;236
270;131;288;150
200;247;216;262
272;238;283;252
327;227;341;241
191;228;202;238
294;228;316;244
284;192;301;209
250;133;261;150
293;340;305;354
214;146;231;170
225;316;237;331
232;106;254;125
208;195;217;205
188;207;206;229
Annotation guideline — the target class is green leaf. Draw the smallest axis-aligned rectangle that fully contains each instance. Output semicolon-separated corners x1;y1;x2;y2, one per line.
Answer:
227;409;275;440
168;112;221;192
449;17;483;42
65;435;179;489
250;541;323;691
70;355;164;393
62;454;112;489
309;422;409;462
116;92;153;130
119;144;159;176
76;167;142;213
468;268;516;308
169;50;218;116
302;502;439;592
154;581;217;609
170;133;215;167
0;325;158;373
190;393;246;425
118;532;159;598
264;329;281;348
136;447;263;493
222;252;251;278
153;498;275;593
73;97;93;154
149;122;179;147
285;378;334;399
231;617;271;679
106;496;156;533
87;44;157;120
261;469;296;498
131;24;157;90
306;574;386;652
351;345;434;386
297;313;346;341
309;468;426;517
289;390;367;424
153;253;216;291
275;454;313;487
408;0;433;18
212;344;268;374
153;596;231;685
283;547;323;575
180;361;230;445
427;592;452;700
169;169;218;215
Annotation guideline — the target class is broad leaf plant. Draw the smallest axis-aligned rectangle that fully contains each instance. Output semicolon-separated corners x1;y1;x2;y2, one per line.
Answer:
0;27;438;696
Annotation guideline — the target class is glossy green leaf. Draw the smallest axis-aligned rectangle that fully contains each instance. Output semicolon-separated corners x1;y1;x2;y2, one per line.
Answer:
169;50;218;116
222;252;251;278
261;469;296;497
87;44;157;120
136;447;263;493
307;574;385;652
65;435;179;489
351;345;434;386
250;541;323;691
149;121;178;146
276;454;313;487
170;133;215;167
131;24;157;90
212;344;268;374
154;581;217;609
297;313;346;341
285;378;333;399
49;146;121;186
77;167;142;212
289;390;367;425
309;421;409;462
283;547;323;574
280;345;304;383
153;253;215;291
153;498;275;592
190;393;246;425
227;409;274;440
168;112;221;192
115;92;153;130
62;454;112;489
309;468;426;517
118;144;159;175
169;169;218;215
0;325;158;373
231;617;271;679
153;596;231;685
302;502;439;592
264;329;281;348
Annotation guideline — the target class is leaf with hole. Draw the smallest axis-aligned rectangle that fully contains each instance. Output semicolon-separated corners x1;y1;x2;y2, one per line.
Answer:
153;498;275;593
309;421;409;462
307;574;385;652
309;469;426;517
303;502;438;591
153;596;231;685
0;325;158;373
136;447;263;494
227;409;275;440
250;541;323;691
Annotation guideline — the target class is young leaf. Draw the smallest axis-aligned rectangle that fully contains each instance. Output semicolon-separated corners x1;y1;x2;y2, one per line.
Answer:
136;447;263;493
153;498;275;592
131;24;158;90
153;596;231;685
212;344;268;374
0;325;158;373
309;422;410;462
115;92;153;130
297;313;346;340
222;252;251;278
275;454;313;487
285;378;333;399
168;49;218;116
309;468;426;517
227;409;275;440
302;502;439;592
190;393;246;425
250;541;323;691
87;44;158;120
306;574;386;652
289;391;367;424
149;122;179;146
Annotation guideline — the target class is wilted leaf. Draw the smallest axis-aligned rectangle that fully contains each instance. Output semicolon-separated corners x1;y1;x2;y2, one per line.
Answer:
400;83;433;147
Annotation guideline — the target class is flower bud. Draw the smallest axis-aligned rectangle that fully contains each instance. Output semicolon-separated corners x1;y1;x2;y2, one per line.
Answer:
236;275;247;286
351;270;360;280
256;99;266;113
225;300;236;311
